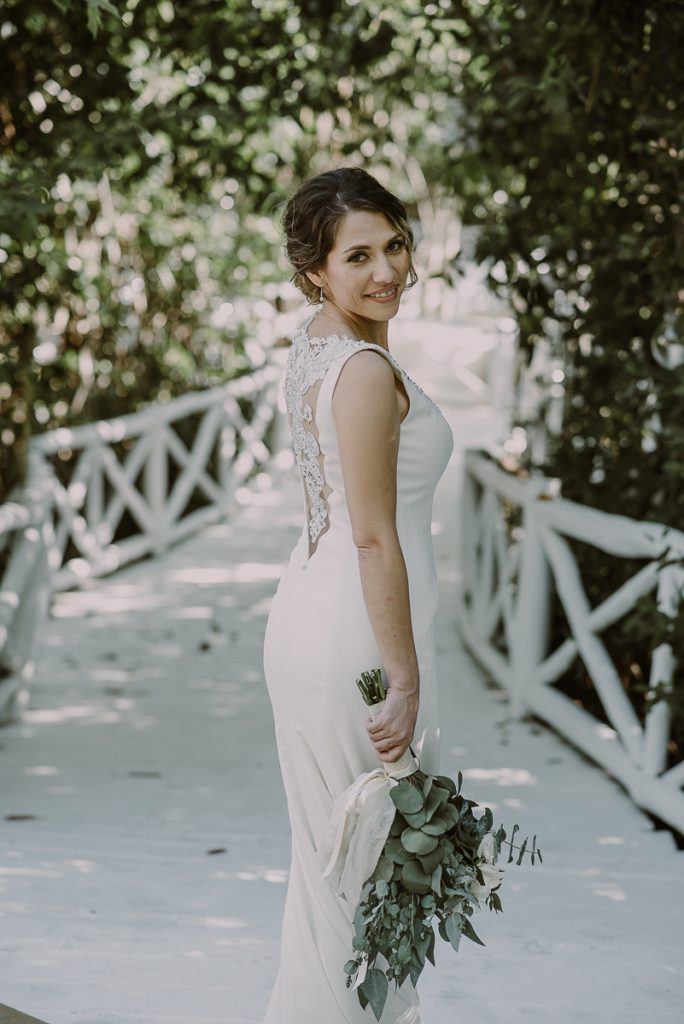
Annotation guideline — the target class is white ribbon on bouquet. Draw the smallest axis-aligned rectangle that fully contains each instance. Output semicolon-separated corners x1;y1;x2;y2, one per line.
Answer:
318;699;419;915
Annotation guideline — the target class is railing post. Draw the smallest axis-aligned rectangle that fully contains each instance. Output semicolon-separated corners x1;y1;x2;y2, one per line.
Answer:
491;317;518;441
144;424;168;556
642;559;684;776
509;480;554;718
458;452;479;616
0;452;52;723
218;419;237;513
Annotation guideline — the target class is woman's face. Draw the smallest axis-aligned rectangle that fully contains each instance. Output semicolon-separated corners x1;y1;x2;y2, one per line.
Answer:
307;209;411;323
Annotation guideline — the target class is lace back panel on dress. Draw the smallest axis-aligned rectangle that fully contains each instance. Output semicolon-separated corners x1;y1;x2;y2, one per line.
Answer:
284;332;359;561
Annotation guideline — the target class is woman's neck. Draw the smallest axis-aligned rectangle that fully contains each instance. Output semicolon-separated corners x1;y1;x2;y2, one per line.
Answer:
310;302;390;349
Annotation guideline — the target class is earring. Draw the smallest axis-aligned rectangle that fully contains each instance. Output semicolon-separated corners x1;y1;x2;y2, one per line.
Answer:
319;285;324;303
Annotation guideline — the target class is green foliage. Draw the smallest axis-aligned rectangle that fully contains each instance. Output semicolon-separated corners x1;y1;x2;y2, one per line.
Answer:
346;763;538;1017
448;0;684;757
447;0;683;510
1;0;458;501
347;668;540;1016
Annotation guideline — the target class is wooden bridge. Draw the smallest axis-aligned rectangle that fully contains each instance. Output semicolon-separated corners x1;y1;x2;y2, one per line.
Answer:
1;308;683;1023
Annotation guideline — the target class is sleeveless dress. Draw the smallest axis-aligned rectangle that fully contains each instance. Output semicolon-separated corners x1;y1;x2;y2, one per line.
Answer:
262;306;454;1023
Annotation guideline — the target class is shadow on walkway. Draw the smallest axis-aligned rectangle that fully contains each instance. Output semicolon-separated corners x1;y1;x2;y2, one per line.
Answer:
1;465;682;1024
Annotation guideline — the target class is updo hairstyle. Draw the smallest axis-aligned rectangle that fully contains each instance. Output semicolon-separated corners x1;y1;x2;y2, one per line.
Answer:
281;167;418;303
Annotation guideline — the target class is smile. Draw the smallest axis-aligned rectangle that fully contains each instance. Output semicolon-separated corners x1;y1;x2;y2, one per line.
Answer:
366;287;399;301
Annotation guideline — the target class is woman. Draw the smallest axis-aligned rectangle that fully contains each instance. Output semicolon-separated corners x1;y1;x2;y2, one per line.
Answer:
262;167;454;1023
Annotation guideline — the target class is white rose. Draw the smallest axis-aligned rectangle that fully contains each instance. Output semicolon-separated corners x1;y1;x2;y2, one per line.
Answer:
476;833;498;865
469;862;504;908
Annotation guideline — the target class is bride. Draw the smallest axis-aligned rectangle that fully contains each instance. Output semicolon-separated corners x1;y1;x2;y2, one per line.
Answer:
262;167;454;1022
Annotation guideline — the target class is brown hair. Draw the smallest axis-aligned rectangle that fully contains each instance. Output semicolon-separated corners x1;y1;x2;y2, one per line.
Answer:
281;167;418;303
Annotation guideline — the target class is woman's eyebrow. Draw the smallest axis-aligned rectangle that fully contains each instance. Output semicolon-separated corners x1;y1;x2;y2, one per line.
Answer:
342;234;402;254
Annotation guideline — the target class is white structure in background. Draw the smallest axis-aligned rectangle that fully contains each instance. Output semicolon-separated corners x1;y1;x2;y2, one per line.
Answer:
459;450;684;833
0;364;280;722
0;459;52;724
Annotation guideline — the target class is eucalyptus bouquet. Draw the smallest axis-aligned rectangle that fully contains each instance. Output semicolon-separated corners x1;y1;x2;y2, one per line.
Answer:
321;668;542;1021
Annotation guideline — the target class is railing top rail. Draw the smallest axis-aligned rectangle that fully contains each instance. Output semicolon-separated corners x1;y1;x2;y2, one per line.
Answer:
537;497;684;560
466;449;684;560
29;365;280;457
465;449;559;504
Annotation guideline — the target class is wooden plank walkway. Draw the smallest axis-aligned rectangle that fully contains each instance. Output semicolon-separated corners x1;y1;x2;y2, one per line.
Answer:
1;462;683;1022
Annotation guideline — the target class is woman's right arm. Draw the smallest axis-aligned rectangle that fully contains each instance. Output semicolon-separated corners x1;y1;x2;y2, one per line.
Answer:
332;350;419;763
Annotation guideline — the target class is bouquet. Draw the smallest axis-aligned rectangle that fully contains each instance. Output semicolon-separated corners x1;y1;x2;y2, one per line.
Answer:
319;668;542;1021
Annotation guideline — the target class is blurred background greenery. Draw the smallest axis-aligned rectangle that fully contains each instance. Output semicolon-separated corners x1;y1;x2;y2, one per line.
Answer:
2;0;683;750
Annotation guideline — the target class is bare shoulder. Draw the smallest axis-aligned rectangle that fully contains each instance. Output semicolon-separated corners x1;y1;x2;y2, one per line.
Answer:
336;347;396;383
332;348;397;405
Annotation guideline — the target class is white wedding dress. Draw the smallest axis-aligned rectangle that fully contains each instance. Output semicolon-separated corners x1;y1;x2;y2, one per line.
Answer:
262;306;454;1023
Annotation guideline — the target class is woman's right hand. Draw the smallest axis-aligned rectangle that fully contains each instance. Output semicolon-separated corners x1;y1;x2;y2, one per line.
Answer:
365;685;419;763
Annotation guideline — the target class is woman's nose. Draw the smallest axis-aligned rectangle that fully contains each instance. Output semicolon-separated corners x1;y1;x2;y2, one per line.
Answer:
371;253;394;282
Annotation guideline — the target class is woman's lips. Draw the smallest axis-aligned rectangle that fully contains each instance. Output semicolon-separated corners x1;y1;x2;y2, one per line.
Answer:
365;286;399;303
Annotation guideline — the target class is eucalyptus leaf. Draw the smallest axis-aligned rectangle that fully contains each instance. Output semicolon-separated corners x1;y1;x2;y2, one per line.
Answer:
431;862;443;894
401;827;439;855
421;812;450;836
417;845;443;875
435;774;457;796
397;942;411;964
426;928;436;966
409;948;423;987
401;859;432;895
445;912;464;952
424;784;450;822
370;855;394;883
360;968;389;1022
390;781;424;815
402;806;429;828
415;929;430;967
438;803;460;830
462;915;487;947
389;815;405;837
386;836;412;865
480;807;493;832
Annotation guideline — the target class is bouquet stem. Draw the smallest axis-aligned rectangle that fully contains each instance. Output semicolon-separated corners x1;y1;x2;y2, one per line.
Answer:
367;700;418;776
357;668;419;777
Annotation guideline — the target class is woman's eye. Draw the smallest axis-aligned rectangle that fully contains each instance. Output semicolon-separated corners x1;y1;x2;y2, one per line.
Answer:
348;240;405;263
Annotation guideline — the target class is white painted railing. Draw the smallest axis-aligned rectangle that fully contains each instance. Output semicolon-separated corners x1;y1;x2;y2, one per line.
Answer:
459;449;684;833
0;452;53;722
0;365;281;720
31;365;280;587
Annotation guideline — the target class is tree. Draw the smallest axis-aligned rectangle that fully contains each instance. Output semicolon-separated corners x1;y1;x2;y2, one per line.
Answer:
3;0;446;495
